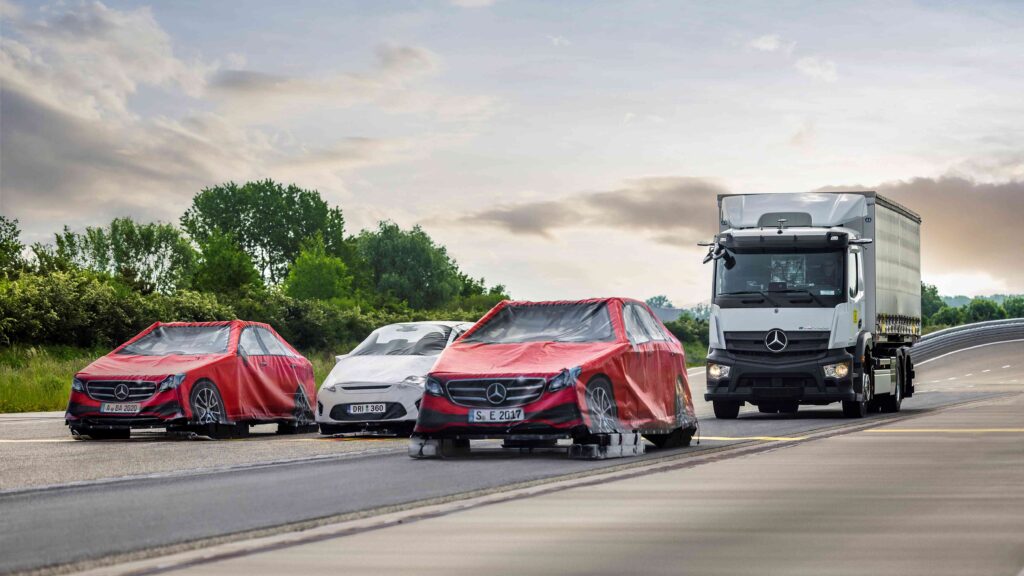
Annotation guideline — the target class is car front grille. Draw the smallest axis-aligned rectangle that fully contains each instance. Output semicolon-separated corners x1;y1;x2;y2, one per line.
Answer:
444;378;547;408
86;380;158;402
724;331;830;357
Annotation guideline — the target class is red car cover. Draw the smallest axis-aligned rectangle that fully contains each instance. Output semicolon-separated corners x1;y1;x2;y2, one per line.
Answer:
66;320;316;430
414;298;697;439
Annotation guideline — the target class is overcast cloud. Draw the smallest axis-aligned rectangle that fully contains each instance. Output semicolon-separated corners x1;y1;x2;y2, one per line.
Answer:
2;0;1023;302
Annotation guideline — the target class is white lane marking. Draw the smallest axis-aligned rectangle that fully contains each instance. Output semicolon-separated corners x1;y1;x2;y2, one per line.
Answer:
916;339;1024;366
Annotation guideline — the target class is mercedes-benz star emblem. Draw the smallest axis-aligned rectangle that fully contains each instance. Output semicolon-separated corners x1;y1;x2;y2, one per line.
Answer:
485;382;507;405
113;383;131;401
765;329;788;353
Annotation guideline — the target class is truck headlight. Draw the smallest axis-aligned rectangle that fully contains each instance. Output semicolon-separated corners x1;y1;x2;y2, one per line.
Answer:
707;363;731;380
71;378;85;392
425;377;443;396
548;366;582;392
824;362;850;379
157;373;186;392
402;375;427;387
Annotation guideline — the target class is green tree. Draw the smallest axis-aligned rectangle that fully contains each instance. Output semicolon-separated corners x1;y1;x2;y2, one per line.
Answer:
0;216;25;276
964;298;1006;323
181;180;349;284
1003;295;1024;319
920;282;944;321
192;231;262;296
37;218;197;293
284;234;353;302
356;221;463;310
646;295;674;309
930;305;963;327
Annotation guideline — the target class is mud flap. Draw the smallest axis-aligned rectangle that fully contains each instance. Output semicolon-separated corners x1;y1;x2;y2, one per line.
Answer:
568;432;645;460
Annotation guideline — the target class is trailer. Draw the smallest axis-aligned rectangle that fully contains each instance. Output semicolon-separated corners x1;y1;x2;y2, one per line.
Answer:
702;191;921;418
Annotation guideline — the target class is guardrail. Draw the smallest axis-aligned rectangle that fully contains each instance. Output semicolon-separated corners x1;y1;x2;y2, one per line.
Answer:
910;318;1024;363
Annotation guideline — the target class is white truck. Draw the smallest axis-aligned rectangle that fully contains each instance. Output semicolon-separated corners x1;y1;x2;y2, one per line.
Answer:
701;192;921;418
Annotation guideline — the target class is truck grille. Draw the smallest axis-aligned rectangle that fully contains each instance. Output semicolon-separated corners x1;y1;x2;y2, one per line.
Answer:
86;380;159;402
444;378;547;408
724;331;830;357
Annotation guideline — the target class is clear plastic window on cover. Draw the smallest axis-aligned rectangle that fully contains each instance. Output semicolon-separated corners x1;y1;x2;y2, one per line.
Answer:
463;303;615;344
350;324;454;357
117;326;230;356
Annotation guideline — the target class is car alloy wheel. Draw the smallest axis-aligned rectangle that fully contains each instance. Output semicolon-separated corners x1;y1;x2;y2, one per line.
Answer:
192;384;223;424
585;378;617;433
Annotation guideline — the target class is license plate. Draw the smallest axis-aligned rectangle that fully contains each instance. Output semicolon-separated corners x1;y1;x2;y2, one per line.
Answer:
348;403;387;415
469;408;524;423
100;403;140;414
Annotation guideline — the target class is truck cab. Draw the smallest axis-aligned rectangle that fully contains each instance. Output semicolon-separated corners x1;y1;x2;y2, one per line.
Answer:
703;192;921;419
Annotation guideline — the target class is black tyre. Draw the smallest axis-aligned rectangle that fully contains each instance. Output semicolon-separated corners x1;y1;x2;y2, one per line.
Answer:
190;380;232;439
844;365;874;418
584;377;619;433
842;399;867;418
713;400;741;419
278;385;317;435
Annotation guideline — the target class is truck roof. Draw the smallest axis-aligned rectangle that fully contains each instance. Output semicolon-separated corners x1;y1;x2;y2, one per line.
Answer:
717;190;921;224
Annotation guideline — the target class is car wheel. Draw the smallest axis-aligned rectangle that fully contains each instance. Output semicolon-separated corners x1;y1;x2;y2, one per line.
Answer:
713;400;741;419
278;386;317;435
190;380;232;439
584;377;618;434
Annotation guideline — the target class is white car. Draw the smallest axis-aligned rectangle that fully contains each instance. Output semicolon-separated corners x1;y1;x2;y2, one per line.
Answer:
316;321;473;435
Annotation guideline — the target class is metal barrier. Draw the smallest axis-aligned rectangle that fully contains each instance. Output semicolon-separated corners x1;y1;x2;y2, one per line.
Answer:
911;318;1024;362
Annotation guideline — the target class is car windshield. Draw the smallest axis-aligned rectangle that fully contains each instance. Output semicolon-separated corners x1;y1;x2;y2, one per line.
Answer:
117;326;230;356
462;303;615;344
349;324;453;357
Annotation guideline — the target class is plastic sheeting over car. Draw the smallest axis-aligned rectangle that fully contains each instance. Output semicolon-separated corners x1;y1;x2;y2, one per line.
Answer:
415;298;697;439
67;321;316;431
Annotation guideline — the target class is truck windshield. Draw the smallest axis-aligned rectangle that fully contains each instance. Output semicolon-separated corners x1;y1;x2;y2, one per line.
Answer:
715;250;845;308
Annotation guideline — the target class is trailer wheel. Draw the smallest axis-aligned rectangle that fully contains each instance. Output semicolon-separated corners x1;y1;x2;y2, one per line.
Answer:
713;401;741;419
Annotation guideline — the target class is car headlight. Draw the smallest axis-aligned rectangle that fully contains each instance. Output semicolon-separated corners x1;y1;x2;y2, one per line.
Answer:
424;377;443;396
548;366;582;392
321;382;339;393
71;378;85;392
157;373;186;392
707;363;730;380
402;375;427;387
824;362;850;379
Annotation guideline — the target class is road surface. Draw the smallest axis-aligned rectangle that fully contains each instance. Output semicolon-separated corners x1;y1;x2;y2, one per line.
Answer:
0;341;1020;574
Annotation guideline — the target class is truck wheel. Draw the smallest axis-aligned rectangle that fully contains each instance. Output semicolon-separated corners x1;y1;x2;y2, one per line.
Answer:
713;401;741;419
778;401;799;415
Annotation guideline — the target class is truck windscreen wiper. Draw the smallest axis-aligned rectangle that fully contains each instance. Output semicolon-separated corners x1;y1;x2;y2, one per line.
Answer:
718;290;779;306
771;288;827;306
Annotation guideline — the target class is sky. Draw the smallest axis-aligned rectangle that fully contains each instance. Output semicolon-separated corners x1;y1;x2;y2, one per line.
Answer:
1;0;1023;305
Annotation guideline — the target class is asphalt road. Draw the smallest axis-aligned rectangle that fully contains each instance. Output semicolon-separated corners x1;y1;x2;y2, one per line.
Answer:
0;341;1021;574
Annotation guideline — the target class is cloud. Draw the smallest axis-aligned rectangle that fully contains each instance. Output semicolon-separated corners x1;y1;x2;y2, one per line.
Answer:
453;177;725;246
450;0;496;7
749;34;795;54
795;56;838;82
789;119;816;147
547;35;571;47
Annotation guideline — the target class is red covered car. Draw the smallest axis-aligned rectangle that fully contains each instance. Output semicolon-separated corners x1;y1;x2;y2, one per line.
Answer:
66;321;317;439
412;298;698;452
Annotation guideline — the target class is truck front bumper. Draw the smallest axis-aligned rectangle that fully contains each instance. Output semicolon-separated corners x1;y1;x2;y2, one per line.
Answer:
703;348;861;405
